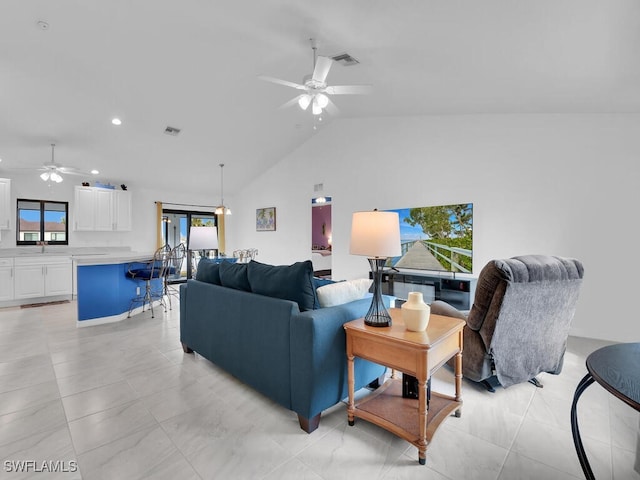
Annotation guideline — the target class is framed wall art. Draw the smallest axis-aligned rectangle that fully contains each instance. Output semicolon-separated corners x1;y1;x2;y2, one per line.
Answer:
256;207;276;231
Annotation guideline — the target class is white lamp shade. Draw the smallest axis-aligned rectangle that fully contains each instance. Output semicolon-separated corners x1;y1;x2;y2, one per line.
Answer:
316;93;329;108
189;226;218;250
312;97;322;115
350;211;401;258
298;94;312;110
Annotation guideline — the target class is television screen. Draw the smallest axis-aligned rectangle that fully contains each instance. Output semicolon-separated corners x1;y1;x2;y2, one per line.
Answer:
385;203;473;274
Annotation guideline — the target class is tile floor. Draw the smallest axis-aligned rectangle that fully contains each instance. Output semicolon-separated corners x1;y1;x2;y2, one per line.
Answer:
0;300;638;480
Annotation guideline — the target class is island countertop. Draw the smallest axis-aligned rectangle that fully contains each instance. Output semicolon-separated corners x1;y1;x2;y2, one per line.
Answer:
72;252;156;266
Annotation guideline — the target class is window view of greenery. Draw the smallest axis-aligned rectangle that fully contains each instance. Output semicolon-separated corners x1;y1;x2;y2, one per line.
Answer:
17;199;68;245
386;203;473;273
191;216;216;227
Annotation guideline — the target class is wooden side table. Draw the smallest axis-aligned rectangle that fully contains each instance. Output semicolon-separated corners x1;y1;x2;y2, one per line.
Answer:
345;308;465;465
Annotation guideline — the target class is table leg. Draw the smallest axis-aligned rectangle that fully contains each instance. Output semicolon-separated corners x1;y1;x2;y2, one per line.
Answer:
454;344;463;418
418;375;428;465
347;353;355;426
571;373;596;480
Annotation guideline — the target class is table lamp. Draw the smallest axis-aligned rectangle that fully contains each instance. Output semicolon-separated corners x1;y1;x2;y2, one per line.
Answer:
188;226;218;257
350;209;401;327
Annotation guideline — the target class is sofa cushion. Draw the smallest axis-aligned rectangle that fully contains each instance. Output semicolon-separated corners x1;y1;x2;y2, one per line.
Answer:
219;262;251;291
196;258;222;285
316;278;372;308
247;260;318;311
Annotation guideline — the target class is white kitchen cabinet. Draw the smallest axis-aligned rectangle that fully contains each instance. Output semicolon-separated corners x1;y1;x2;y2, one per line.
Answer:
44;262;73;296
74;186;131;232
0;178;11;230
94;188;114;231
74;187;99;231
13;256;72;300
14;264;44;298
112;190;132;231
74;186;113;231
0;258;14;302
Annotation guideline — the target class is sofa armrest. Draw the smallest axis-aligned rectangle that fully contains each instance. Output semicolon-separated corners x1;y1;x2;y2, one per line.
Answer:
289;297;389;421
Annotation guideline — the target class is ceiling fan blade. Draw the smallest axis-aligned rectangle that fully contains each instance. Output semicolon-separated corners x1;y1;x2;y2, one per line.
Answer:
278;95;306;110
312;56;333;84
324;97;340;116
57;166;90;176
258;75;306;90
325;85;373;95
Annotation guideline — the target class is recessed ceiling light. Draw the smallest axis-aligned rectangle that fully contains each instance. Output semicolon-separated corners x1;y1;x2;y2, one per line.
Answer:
111;118;122;126
37;20;49;30
91;169;99;175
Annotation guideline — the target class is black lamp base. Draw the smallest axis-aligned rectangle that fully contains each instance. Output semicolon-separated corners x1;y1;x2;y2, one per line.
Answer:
364;258;392;327
364;315;392;328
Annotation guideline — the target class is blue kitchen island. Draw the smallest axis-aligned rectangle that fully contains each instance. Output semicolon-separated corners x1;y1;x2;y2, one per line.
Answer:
75;252;160;326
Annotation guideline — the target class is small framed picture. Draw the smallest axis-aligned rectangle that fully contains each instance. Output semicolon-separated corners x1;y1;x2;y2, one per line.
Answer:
256;207;276;231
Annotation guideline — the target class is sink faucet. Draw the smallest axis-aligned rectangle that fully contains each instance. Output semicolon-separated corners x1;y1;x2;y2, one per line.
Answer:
37;241;48;253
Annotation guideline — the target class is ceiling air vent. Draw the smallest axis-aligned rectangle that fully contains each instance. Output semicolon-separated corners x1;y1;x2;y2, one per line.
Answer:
164;126;181;136
331;53;360;66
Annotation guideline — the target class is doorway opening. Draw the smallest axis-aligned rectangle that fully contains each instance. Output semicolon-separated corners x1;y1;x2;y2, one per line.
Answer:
311;196;332;278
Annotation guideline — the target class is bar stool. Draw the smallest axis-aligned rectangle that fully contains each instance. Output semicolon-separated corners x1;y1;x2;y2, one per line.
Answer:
126;246;169;318
164;243;186;309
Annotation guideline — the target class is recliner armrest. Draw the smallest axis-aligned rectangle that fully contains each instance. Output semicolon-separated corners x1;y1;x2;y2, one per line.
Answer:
430;300;468;321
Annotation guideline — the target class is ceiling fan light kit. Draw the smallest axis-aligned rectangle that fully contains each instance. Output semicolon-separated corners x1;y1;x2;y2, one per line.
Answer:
40;171;62;183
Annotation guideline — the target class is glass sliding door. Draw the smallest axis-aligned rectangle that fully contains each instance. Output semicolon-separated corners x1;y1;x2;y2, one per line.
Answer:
162;209;217;280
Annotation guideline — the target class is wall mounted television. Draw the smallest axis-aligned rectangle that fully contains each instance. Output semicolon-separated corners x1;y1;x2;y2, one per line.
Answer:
385;203;473;274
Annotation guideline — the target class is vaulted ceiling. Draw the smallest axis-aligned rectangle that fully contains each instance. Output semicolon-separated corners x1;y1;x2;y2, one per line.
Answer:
1;1;639;197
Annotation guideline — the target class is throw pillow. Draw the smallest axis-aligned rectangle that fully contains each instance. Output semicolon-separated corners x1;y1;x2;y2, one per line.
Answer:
316;278;373;308
195;258;221;285
219;262;251;291
247;260;318;311
313;276;336;289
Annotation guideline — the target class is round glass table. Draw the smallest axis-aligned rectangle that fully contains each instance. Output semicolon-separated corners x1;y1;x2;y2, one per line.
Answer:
571;342;640;479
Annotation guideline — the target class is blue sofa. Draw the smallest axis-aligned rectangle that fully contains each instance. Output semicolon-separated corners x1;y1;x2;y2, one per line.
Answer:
179;259;387;433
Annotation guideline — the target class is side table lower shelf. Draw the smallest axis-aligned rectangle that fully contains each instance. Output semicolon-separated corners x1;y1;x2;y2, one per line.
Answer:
349;379;461;456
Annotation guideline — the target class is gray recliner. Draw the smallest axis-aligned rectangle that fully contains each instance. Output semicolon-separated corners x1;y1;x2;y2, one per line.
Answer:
430;255;584;390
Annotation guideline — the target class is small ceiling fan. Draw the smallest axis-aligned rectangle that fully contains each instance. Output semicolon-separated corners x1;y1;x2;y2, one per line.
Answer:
258;39;373;116
33;144;93;183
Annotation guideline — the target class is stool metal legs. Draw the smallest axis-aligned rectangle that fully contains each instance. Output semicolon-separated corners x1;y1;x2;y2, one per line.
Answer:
127;278;166;318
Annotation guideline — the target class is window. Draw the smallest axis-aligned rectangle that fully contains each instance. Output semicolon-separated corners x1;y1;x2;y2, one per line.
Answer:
17;199;69;245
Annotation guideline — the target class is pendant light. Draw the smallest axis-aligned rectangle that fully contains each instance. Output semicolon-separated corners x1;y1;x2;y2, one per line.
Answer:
214;163;231;215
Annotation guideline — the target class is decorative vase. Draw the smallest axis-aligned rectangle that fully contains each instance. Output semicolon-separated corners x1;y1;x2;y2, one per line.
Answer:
401;292;430;332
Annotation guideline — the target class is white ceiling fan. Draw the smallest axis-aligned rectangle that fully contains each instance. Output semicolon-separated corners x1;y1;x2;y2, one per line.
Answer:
32;144;94;183
258;39;373;116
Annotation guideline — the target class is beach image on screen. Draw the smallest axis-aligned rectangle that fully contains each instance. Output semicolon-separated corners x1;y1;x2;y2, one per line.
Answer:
386;203;473;273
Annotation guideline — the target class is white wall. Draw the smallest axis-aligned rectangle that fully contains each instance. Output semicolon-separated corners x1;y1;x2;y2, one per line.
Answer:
231;113;640;343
